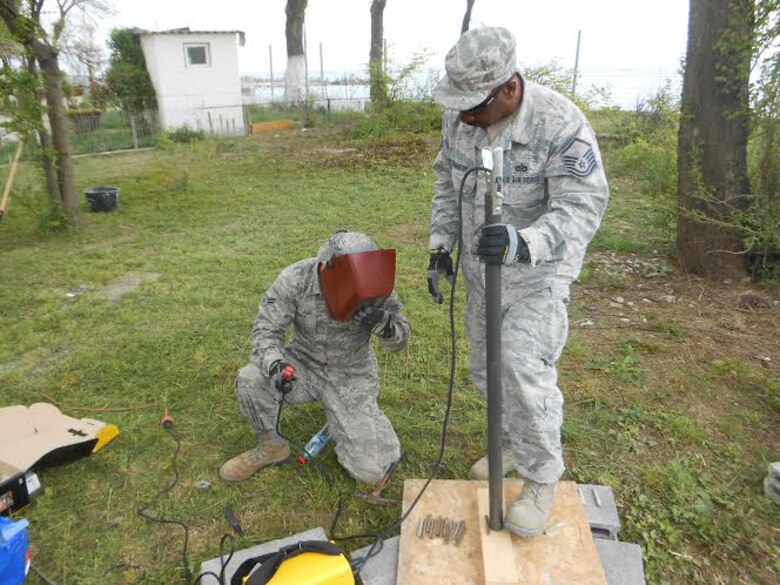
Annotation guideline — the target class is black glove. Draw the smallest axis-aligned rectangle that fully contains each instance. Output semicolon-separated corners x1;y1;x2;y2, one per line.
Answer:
352;306;395;338
269;360;296;394
477;223;531;265
427;249;455;304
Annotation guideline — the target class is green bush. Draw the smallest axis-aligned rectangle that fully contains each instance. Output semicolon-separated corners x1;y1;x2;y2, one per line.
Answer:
615;137;678;198
745;117;780;281
346;99;442;139
164;125;205;144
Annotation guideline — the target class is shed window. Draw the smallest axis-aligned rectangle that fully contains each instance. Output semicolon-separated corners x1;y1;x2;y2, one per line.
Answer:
185;43;210;66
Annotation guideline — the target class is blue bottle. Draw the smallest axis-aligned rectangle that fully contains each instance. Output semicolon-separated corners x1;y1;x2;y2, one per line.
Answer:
297;424;330;464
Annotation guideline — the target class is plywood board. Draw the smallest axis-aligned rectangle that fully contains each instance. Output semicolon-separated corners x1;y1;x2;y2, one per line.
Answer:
396;479;608;585
476;488;517;585
251;119;293;133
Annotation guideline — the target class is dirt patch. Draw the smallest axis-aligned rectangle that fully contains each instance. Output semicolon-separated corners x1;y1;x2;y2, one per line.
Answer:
576;251;780;378
98;271;161;302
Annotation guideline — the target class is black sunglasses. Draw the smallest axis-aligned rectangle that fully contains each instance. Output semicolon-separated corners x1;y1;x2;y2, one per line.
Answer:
460;76;515;115
461;93;498;115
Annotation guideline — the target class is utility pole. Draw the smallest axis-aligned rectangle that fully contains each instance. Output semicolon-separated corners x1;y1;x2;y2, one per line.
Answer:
303;24;310;101
320;42;326;99
269;45;274;101
571;29;581;96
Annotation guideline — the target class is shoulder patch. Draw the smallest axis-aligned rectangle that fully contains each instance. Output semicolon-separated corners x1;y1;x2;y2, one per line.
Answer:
562;138;597;177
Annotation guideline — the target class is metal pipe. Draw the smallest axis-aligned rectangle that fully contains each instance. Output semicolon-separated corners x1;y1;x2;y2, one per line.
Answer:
482;147;505;531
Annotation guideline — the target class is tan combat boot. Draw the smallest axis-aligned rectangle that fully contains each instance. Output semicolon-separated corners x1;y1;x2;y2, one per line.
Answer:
467;451;516;481
504;480;556;538
219;434;290;482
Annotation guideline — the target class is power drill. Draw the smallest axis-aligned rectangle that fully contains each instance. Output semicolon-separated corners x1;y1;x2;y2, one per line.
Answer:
276;362;296;394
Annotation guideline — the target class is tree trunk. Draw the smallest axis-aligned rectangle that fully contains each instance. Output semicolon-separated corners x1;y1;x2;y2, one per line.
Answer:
676;0;752;280
25;56;60;203
461;0;476;34
37;128;61;203
34;40;80;225
284;0;307;103
369;0;388;109
2;0;80;225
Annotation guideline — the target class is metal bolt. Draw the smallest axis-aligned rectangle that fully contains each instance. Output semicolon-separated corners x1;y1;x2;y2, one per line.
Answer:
544;521;566;535
454;520;466;545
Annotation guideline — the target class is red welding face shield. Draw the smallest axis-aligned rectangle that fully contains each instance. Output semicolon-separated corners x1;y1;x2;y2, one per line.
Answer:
319;249;396;321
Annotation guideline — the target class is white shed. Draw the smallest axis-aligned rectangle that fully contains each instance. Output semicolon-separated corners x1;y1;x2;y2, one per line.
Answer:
138;28;247;136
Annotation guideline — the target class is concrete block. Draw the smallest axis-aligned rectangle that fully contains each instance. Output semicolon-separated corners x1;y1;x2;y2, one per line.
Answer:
198;527;328;584
350;536;399;585
577;484;622;540
765;476;780;504
594;539;646;585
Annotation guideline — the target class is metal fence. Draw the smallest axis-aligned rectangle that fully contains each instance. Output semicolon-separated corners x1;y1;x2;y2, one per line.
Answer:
66;109;160;155
1;99;655;161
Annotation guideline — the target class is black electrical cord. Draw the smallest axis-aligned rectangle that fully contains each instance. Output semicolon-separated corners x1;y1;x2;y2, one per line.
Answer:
274;398;337;487
30;166;488;585
102;563;147;583
274;393;384;577
272;165;488;579
190;533;236;585
232;165;487;582
333;165;487;575
30;563;58;585
137;425;194;584
137;424;240;585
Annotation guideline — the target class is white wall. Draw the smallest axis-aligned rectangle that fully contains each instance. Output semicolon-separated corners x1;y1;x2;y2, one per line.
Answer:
140;32;245;135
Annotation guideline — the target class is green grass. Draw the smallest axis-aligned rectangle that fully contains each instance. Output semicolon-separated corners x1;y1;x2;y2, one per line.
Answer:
1;124;779;584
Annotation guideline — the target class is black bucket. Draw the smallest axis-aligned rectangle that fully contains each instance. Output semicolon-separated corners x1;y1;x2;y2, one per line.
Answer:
84;186;119;212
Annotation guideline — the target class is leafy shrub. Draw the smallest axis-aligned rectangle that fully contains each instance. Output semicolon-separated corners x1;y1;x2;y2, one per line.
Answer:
616;137;677;199
744;52;780;281
164;125;205;144
610;85;680;228
346;99;441;139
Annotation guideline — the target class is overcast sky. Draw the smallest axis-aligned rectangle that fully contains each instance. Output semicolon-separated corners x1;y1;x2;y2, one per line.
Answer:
98;0;690;106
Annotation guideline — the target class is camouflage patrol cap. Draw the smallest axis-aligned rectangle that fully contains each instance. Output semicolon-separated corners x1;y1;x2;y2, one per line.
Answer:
433;26;517;111
317;230;378;264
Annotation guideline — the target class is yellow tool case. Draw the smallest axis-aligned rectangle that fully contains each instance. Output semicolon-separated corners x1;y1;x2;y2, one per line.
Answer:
230;540;354;585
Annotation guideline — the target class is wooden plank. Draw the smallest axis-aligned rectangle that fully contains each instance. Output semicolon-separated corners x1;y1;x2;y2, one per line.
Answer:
0;141;23;219
396;479;607;585
250;119;293;134
476;488;518;585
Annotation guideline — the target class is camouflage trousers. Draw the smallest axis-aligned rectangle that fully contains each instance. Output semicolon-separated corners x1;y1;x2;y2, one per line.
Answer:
466;285;569;484
234;350;401;484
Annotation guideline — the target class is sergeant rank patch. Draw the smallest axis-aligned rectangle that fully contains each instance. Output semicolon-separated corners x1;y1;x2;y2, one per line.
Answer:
562;138;597;177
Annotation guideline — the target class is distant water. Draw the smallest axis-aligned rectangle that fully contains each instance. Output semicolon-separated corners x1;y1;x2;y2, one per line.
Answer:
250;82;371;103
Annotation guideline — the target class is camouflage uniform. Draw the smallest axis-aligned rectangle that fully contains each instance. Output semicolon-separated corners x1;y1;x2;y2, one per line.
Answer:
430;29;609;485
234;257;409;484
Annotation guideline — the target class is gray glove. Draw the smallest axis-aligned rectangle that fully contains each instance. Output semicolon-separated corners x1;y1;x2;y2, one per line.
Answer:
353;306;395;338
